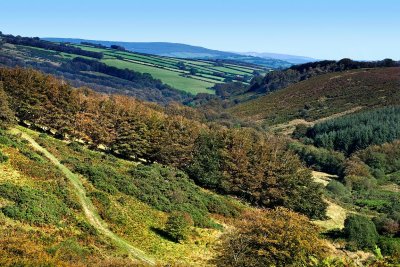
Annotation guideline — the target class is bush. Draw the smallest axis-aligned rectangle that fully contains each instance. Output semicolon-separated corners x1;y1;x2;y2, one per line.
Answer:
0;150;8;163
129;164;239;228
289;142;345;175
344;214;379;251
165;211;193;242
326;180;351;202
344;175;377;192
378;237;400;259
0;182;69;225
213;208;328;267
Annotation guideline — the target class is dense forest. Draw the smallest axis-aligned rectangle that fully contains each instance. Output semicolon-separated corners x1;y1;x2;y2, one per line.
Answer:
302;107;400;155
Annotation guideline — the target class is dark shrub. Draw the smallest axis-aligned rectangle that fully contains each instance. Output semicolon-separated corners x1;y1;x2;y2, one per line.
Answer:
165;211;194;242
344;214;379;251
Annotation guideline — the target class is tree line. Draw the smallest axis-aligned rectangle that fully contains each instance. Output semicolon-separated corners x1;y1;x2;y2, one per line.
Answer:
0;67;326;219
248;58;400;95
304;107;400;155
1;33;103;59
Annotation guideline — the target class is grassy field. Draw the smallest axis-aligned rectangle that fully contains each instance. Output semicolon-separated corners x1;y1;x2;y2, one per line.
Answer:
72;44;266;94
102;58;215;94
230;67;400;126
3;40;267;96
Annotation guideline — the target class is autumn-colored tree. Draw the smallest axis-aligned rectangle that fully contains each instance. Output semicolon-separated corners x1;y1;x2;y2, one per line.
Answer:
213;208;328;267
0;82;15;129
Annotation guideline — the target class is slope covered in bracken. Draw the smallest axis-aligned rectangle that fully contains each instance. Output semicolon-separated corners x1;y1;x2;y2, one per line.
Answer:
230;67;400;125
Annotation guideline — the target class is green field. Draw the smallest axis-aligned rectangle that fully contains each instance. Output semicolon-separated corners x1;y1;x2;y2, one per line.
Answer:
102;59;215;94
73;44;266;94
7;41;267;95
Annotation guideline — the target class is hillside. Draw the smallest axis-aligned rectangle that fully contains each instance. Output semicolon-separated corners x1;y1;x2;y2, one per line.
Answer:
43;38;292;68
230;67;400;126
0;66;343;266
0;33;270;100
0;64;399;265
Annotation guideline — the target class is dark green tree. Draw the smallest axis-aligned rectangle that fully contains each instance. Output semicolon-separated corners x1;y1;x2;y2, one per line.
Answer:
186;132;223;189
344;214;379;251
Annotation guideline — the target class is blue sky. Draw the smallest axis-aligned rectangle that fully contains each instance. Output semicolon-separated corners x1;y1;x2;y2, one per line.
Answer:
1;0;399;60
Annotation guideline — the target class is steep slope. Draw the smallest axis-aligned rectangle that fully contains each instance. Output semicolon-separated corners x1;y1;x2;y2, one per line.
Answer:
230;67;400;125
11;128;155;265
0;127;241;266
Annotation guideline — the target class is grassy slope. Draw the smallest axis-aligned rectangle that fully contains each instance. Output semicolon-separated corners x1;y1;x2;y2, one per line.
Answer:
2;41;265;96
0;127;238;266
230;67;400;125
74;44;264;95
11;128;155;265
102;58;215;95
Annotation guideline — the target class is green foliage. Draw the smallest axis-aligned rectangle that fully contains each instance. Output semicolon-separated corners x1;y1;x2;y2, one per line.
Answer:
289;142;345;175
72;162;119;194
186;132;223;189
165;211;194;242
0;82;15;129
326;180;351;202
378;237;400;259
129;164;239;228
69;159;239;228
344;214;379;251
307;107;400;155
0;182;69;225
0;150;8;163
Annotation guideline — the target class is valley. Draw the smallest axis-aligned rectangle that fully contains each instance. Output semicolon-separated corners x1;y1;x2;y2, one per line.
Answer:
1;19;400;266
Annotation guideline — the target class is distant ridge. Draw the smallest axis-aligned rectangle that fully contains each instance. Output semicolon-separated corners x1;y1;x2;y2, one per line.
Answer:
43;37;292;68
239;52;316;64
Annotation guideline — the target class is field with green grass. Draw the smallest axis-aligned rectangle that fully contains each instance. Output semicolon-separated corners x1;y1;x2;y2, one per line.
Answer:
1;36;267;96
74;44;266;91
71;43;266;94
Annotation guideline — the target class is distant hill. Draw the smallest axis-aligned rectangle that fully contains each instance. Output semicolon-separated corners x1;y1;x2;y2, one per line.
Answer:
43;38;292;68
229;67;400;125
239;52;316;64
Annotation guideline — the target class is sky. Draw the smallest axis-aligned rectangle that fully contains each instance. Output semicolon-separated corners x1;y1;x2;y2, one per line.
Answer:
1;0;399;60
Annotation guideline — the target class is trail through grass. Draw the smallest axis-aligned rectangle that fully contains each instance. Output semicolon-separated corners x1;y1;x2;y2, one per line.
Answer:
11;128;156;266
312;171;348;230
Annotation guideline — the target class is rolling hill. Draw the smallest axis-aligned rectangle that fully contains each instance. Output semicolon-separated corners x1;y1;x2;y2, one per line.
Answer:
0;33;269;99
43;37;292;68
229;67;400;126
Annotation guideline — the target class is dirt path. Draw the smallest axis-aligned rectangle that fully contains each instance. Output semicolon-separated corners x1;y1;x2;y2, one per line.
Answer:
12;129;155;266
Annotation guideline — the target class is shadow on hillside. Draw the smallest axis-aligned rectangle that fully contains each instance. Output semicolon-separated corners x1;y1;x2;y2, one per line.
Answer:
150;226;178;243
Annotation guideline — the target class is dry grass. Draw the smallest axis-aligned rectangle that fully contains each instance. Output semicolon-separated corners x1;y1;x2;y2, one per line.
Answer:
314;199;348;230
312;171;347;230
